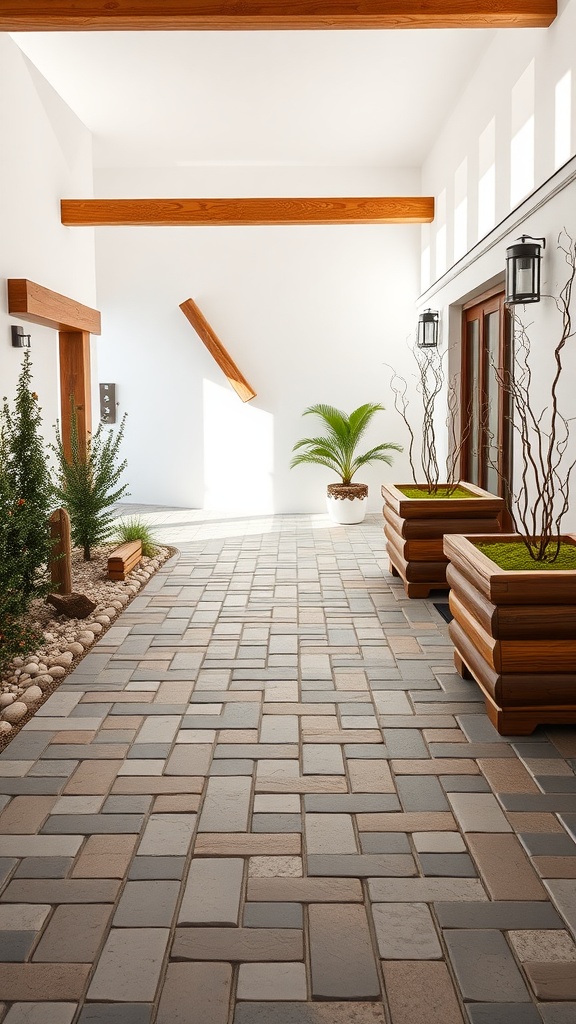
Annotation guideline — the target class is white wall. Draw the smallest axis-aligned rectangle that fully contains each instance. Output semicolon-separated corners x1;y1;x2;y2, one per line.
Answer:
95;167;421;513
0;35;96;450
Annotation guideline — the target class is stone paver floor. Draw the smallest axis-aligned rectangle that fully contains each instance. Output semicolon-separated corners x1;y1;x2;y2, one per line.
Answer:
0;508;575;1024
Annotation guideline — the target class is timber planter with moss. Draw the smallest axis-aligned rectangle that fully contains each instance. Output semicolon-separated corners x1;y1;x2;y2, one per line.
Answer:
444;533;576;736
381;482;505;598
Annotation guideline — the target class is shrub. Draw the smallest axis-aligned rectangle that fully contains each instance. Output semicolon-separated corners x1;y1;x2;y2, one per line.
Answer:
52;401;129;560
114;516;157;558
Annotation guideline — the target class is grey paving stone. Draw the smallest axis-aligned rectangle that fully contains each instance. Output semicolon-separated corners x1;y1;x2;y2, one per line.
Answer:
381;729;428;758
42;745;128;760
513;742;564;759
435;901;564;929
165;745;213;776
303;795;400;813
373;901;442;959
252;814;302;832
0;779;66;795
108;704;187;716
308;903;380;999
5;734;55;760
33;904;112;962
543;880;576;936
157;962;232;1024
344;745;389;759
0;858;18;886
302;745;345;775
138;814;196;856
448;793;512;832
308;854;416;877
179;859;243;926
396;776;450;811
457;715;512;743
172;926;303;962
0;932;36;961
102;796;153;814
305;813;357;854
243;903;303;929
88;927;169;1001
114;880;180;926
234;1004;386;1024
368;878;487;902
520;833;576;856
41;814;144;834
445;929;530;1002
538;1006;576;1024
209;760;255;775
440;776;491;792
429;743;517;758
560;814;576;841
536;777;576;792
3;1005;77;1024
198;777;251;832
127;744;172;758
1;878;119;903
359;833;411;854
466;1006;542;1024
501;794;576;812
418;853;477;877
129;857;185;880
77;1006;151;1024
14;856;73;878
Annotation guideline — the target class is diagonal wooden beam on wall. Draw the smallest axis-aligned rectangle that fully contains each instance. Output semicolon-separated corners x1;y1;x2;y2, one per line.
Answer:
8;278;100;456
0;1;557;31
61;197;434;227
180;298;256;403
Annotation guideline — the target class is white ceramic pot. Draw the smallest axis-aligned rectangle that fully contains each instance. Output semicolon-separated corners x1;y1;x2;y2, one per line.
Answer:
326;483;368;524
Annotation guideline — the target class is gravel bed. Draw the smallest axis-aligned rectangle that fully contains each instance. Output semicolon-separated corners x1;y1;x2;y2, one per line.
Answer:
0;543;173;750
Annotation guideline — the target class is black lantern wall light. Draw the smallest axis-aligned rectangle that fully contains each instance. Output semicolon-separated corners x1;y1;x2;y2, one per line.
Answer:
505;235;546;305
416;308;439;348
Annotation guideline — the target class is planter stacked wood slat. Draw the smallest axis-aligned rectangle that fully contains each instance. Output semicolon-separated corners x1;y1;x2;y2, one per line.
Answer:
444;533;576;736
381;482;504;598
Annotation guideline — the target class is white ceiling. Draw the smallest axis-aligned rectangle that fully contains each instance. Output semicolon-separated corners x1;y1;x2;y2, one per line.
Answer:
12;29;494;169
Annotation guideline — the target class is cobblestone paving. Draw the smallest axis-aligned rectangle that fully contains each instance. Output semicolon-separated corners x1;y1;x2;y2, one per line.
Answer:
0;509;575;1023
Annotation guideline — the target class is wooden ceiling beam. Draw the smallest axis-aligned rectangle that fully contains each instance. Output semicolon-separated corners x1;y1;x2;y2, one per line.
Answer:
61;197;434;227
0;1;557;31
8;279;101;334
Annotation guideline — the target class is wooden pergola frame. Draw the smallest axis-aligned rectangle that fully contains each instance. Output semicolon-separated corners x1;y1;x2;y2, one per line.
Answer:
8;279;101;460
0;1;557;31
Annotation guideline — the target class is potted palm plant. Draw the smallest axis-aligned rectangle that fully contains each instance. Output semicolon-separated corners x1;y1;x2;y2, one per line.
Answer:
444;230;576;735
291;403;402;524
382;343;504;597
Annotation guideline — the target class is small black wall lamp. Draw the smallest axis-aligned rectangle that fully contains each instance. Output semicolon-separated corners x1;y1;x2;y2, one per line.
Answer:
11;325;31;348
417;308;439;348
505;235;546;305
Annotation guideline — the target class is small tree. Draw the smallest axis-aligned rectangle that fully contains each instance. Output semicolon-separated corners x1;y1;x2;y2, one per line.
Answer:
52;401;129;560
1;351;54;606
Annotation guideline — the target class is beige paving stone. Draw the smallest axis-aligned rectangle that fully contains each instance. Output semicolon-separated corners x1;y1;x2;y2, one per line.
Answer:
0;965;90;1001
301;716;339;734
522;758;574;776
49;731;96;744
508;929;576;962
305;813;357;854
82;693;153;703
179;858;243;925
33;904;112;962
139;814;196;855
0;797;57;834
112;776;204;794
219;730;259;743
348;759;395;794
333;671;369;691
382;961;465;1024
263;704;334;716
413;831;466;852
156;681;195;703
72;834;138;878
2;878;120;903
64;761;123;795
466;833;548;900
357;812;457;832
448;793;511;833
237;962;307;1001
523;962;576;1000
373;692;413;715
248;857;303;877
506;812;566;833
547;728;576;757
368;878;487;901
172;927;303;962
102;716;144;729
422;730;466;742
372;902;442;959
533;856;576;877
0;904;51;930
153;794;201;813
256;776;347;794
52;796;104;814
196;834;301;857
117;759;166;776
0;835;83;858
305;730;383;744
157;962;233;1024
391;759;479;775
478;758;540;793
309;904;380;999
88;927;169;1001
253;795;301;813
246;877;363;902
389;637;421;655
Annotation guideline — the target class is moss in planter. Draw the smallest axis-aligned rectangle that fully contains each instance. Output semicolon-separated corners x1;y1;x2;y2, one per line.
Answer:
398;485;475;499
476;541;576;571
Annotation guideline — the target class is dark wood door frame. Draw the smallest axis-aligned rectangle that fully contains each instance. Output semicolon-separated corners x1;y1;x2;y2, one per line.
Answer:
8;279;101;460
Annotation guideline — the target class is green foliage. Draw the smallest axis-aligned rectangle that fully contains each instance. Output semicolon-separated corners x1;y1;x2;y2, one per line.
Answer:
290;403;402;485
51;401;130;561
114;517;157;558
1;351;53;608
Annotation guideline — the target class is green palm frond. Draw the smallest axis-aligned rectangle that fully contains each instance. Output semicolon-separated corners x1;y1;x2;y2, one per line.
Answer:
291;403;402;485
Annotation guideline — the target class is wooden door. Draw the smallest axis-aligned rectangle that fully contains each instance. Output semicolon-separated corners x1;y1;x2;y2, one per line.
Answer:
461;290;512;502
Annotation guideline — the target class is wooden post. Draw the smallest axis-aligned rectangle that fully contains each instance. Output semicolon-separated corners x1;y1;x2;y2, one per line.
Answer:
49;508;72;595
59;330;92;459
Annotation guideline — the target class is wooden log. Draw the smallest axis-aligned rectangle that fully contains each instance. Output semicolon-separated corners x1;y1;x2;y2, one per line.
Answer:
107;539;142;581
383;502;500;540
444;533;576;605
49;508;72;595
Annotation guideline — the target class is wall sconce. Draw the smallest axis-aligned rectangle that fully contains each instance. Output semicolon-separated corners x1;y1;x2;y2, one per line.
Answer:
11;325;31;348
505;235;546;304
417;308;439;348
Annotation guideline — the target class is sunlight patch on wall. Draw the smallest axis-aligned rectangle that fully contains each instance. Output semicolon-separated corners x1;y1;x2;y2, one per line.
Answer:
203;379;274;513
435;189;447;278
510;61;535;208
453;157;468;261
421;224;431;292
555;70;572;169
478;117;496;240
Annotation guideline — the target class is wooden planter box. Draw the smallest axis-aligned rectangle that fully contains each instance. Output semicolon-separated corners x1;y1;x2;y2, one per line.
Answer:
381;481;504;598
444;533;576;735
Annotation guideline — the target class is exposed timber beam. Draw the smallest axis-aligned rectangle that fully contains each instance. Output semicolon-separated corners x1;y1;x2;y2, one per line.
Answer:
61;197;434;227
0;1;557;31
180;298;256;403
7;279;101;334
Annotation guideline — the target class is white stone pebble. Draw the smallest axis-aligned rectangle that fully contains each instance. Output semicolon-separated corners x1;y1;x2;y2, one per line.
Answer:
65;642;84;656
89;622;103;634
22;663;39;675
0;695;15;709
50;652;74;668
48;666;66;679
93;615;110;626
2;702;28;724
0;722;12;734
21;686;43;706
